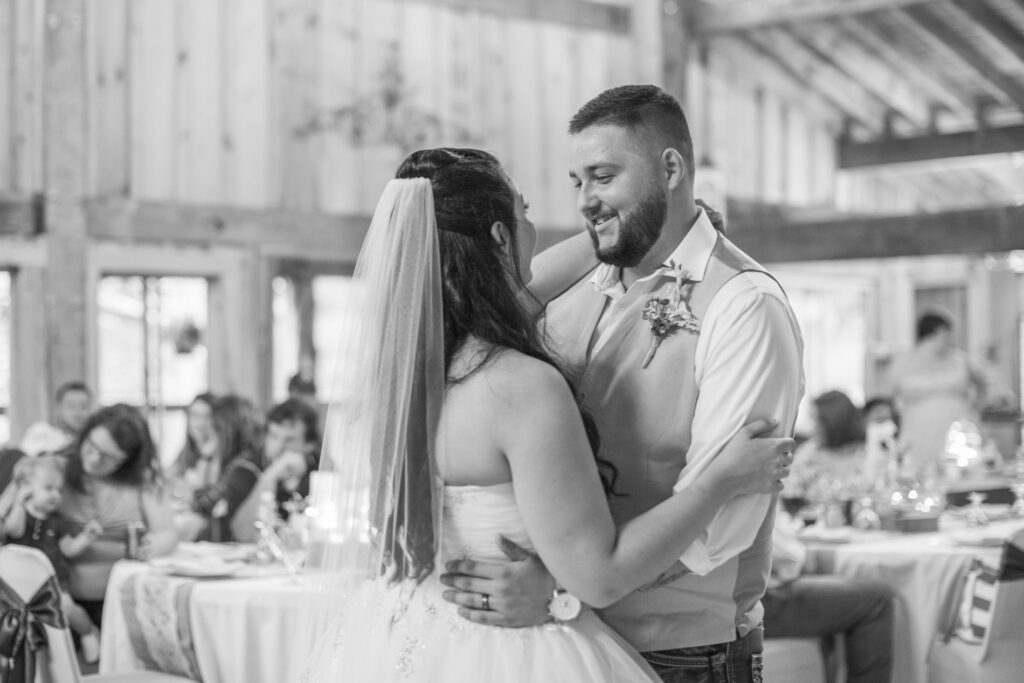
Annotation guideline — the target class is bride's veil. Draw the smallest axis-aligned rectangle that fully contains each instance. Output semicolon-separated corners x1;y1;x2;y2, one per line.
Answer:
288;178;446;676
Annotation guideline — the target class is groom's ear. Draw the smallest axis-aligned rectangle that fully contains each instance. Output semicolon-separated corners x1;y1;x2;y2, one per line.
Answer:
661;148;686;191
489;221;510;247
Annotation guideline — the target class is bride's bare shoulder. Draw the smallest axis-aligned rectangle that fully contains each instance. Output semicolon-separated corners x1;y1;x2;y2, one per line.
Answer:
467;349;574;411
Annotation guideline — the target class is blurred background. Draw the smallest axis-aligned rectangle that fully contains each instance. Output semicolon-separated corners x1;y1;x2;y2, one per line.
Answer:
1;0;1022;462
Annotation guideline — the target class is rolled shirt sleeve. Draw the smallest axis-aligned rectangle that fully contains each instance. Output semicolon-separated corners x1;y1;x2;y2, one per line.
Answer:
673;272;804;575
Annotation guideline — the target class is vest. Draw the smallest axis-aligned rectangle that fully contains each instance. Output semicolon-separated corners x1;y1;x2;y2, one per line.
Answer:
544;235;775;651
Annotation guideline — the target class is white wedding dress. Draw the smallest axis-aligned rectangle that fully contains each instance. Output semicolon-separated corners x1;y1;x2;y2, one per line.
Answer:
301;482;659;682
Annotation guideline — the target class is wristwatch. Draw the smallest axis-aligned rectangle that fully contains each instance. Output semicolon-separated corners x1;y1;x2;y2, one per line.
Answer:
547;589;582;622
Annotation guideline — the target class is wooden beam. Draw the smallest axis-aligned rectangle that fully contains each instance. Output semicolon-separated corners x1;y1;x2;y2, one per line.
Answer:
840;124;1024;167
42;0;90;392
396;0;631;34
661;0;691;107
84;198;371;262
948;0;1024;68
741;29;884;134
835;15;975;123
538;205;1024;260
0;194;40;236
729;205;1024;262
901;5;1024;110
696;0;937;34
781;24;930;131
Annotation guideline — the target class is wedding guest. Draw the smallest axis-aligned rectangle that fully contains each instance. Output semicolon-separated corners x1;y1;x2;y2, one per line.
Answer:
789;390;869;503
2;455;103;662
229;399;321;542
862;395;898;428
179;394;263;542
889;311;987;476
167;392;219;484
441;86;804;681
60;404;178;627
19;381;93;457
0;446;28;539
763;506;893;683
287;372;318;410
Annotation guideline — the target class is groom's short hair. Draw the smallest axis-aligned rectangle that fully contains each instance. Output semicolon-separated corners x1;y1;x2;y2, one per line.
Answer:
569;84;694;177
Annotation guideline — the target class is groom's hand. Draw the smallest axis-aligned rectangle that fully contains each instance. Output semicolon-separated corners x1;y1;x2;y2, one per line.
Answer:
439;534;556;627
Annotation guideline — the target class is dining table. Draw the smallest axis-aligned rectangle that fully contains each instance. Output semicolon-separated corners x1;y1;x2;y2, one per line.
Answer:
799;513;1024;683
99;542;346;683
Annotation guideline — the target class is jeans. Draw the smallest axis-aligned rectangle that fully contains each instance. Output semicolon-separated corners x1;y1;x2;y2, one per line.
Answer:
763;575;893;683
642;627;764;683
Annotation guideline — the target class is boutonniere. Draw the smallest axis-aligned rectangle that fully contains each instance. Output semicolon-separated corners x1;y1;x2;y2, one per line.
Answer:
640;261;700;369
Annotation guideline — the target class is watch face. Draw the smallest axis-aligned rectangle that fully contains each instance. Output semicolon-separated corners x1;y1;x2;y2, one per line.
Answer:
549;592;582;621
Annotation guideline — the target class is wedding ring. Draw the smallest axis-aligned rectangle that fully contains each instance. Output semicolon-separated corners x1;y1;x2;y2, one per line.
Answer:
481;594;491;611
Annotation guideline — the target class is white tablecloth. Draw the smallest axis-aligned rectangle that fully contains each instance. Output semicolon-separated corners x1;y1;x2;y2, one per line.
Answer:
99;551;345;683
805;519;1023;683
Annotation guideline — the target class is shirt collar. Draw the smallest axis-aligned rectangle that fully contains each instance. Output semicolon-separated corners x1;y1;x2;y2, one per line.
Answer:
589;208;718;299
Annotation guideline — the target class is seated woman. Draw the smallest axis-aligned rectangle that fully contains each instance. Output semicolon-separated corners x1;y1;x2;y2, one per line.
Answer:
59;404;178;627
180;394;263;542
789;390;870;506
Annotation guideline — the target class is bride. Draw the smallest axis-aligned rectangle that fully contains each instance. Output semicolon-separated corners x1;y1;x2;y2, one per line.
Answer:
298;148;793;681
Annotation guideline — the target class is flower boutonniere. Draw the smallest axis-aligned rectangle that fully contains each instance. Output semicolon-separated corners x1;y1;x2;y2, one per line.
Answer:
640;261;700;369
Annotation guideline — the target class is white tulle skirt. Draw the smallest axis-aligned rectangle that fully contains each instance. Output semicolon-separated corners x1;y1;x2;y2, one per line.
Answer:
300;576;659;682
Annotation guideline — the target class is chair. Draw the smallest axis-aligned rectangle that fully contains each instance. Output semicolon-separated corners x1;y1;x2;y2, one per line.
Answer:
927;529;1024;683
0;544;194;682
762;637;827;683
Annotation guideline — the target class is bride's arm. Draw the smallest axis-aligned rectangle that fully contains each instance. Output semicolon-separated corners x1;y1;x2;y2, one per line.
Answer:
492;358;789;608
525;232;597;305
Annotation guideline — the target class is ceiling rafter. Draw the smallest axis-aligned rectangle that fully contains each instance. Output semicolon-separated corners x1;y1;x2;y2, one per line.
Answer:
839;123;1024;167
900;4;1024;110
695;0;940;34
947;0;1024;67
741;29;886;136
834;16;976;123
782;22;932;131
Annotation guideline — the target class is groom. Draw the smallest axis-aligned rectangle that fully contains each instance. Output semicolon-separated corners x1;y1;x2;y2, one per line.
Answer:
442;85;803;682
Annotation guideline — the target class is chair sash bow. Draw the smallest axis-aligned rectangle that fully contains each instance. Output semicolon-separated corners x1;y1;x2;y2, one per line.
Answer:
0;574;67;683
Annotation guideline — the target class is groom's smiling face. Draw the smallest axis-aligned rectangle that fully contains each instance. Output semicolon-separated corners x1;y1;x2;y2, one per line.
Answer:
569;124;667;268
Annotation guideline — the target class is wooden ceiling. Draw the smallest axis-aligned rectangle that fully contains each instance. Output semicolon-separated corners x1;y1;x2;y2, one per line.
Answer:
694;0;1024;210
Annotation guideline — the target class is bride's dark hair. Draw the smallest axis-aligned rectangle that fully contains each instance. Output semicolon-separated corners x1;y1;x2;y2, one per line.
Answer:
396;147;542;382
396;145;618;467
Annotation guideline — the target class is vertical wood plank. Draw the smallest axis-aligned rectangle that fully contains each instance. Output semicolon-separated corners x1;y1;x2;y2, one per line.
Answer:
43;0;89;392
316;0;359;213
222;0;270;207
475;13;511;162
0;1;13;189
175;0;224;203
269;0;321;210
130;0;177;199
540;23;575;226
10;266;49;438
12;0;43;193
504;19;545;230
86;0;129;196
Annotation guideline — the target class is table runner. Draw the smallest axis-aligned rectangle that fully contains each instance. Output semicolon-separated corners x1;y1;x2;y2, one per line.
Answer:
120;572;202;680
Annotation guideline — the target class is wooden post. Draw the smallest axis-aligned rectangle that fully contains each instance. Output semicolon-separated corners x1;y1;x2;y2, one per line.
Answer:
661;0;690;108
42;0;90;400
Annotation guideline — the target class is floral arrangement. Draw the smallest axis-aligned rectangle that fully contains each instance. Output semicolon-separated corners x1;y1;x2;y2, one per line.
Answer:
640;261;700;368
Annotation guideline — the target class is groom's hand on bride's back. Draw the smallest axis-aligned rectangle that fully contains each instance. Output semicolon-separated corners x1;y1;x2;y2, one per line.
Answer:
439;534;556;627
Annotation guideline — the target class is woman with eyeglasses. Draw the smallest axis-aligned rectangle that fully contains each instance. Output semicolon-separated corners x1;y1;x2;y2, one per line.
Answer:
59;403;178;627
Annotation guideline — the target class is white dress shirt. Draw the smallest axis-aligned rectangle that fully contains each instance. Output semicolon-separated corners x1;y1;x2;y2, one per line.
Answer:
589;210;805;575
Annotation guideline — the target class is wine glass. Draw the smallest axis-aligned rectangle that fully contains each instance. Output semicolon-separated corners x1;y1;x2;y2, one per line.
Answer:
965;491;989;527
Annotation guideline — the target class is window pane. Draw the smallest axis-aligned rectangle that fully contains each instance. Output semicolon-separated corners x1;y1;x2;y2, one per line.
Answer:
313;275;361;403
272;276;299;403
97;276;146;405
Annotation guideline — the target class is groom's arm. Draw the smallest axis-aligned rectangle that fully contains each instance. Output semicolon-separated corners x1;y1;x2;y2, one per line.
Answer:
672;273;803;574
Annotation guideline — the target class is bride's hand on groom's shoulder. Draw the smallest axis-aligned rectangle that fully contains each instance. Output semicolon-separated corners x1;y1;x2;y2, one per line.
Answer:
439;534;556;628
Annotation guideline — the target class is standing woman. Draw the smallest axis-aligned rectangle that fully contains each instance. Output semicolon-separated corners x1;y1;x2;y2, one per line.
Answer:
60;404;178;627
889;312;987;477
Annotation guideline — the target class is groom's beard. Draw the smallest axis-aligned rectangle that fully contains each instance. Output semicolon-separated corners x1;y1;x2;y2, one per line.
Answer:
588;186;667;268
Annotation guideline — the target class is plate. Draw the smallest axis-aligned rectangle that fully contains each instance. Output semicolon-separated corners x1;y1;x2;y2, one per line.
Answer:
948;530;1006;547
150;558;242;578
798;526;853;544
